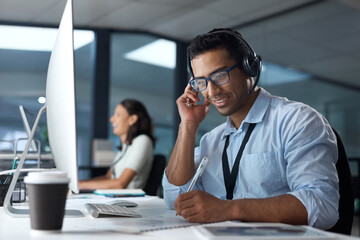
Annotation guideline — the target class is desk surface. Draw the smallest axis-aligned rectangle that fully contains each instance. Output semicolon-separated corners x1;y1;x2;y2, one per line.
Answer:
0;194;358;240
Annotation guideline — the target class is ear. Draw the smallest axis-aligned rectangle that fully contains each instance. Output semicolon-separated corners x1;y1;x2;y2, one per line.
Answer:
128;114;138;126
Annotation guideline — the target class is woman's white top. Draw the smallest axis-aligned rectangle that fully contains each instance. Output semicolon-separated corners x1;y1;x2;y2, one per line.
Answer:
111;134;153;189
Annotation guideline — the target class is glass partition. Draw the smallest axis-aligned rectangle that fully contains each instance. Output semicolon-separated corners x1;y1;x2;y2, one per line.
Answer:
109;33;176;159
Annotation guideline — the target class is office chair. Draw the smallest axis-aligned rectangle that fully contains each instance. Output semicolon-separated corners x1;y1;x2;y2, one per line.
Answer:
143;154;166;197
327;128;354;235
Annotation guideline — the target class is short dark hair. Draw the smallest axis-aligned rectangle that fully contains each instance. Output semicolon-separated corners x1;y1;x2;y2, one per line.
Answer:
187;28;251;75
120;99;155;148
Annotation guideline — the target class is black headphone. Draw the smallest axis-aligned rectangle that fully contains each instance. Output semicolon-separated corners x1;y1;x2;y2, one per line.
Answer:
188;29;262;95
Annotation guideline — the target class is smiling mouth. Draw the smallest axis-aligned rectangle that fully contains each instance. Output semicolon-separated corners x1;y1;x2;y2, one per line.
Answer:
210;95;230;107
214;98;226;103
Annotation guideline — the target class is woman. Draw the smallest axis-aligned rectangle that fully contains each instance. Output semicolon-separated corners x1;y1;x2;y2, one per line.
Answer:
79;99;155;189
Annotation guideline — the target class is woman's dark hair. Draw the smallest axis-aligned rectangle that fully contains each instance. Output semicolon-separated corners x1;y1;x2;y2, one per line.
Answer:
120;99;155;148
187;28;250;74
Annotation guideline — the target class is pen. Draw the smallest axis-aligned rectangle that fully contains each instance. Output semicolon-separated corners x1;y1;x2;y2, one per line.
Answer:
187;157;209;192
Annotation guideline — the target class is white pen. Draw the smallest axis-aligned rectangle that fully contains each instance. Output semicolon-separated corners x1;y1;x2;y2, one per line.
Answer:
187;157;209;192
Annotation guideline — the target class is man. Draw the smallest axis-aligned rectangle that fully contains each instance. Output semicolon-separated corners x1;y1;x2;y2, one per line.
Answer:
162;28;339;230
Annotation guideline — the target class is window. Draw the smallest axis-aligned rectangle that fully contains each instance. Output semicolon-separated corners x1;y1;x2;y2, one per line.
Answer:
0;25;94;172
109;33;176;159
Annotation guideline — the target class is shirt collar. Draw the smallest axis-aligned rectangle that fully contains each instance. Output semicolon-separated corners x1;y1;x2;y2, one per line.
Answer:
245;87;271;124
221;87;271;140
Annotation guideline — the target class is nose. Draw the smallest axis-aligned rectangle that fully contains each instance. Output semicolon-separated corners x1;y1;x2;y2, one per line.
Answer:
110;115;114;123
206;80;221;97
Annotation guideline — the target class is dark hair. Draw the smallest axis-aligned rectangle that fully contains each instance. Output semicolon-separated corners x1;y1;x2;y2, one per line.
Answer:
187;28;251;75
119;99;155;148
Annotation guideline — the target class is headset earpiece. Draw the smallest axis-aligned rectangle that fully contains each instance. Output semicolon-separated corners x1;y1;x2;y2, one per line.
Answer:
243;55;262;77
243;55;256;77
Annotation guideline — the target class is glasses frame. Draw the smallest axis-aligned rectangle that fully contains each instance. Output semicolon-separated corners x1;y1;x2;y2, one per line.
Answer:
188;63;239;92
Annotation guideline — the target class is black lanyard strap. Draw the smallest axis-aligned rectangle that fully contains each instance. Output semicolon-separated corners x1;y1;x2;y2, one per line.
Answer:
222;123;256;200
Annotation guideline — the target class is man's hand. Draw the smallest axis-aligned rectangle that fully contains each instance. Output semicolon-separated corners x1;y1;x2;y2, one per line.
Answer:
177;84;210;127
174;190;231;223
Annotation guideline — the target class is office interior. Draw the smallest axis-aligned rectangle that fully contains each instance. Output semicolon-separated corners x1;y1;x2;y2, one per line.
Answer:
0;0;359;235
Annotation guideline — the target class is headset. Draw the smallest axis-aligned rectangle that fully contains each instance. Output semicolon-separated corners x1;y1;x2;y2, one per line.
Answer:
188;29;262;95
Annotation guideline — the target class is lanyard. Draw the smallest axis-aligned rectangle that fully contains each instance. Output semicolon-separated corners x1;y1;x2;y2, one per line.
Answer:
222;123;256;200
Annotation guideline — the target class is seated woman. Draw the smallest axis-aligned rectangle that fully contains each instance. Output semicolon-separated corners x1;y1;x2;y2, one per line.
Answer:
79;99;155;189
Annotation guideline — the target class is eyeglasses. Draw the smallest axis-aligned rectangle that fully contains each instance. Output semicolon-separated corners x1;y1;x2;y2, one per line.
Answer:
189;64;239;92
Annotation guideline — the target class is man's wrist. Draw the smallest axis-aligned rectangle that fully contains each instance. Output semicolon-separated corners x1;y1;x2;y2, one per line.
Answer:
225;199;244;221
179;121;199;137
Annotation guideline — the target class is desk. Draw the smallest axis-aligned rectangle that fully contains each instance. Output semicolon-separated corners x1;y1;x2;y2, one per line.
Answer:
0;194;358;240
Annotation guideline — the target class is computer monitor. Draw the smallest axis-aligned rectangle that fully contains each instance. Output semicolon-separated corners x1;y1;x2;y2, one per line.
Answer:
45;0;79;194
4;0;81;217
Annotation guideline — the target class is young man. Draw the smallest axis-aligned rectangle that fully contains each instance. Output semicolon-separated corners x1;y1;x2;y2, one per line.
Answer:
162;28;339;230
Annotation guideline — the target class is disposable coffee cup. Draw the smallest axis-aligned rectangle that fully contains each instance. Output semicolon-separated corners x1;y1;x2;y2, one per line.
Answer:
24;171;70;233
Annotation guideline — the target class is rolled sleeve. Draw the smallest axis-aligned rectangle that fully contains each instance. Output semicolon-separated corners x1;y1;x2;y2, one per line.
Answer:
162;170;192;209
289;187;338;229
162;147;203;209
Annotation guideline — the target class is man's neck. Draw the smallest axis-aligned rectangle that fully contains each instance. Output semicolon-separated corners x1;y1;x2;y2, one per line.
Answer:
230;88;260;129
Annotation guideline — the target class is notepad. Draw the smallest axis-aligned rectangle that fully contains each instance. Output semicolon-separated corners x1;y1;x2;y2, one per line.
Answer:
194;224;335;239
94;189;146;197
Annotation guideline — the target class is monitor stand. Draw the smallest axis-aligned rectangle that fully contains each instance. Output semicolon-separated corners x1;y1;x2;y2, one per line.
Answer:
3;105;84;218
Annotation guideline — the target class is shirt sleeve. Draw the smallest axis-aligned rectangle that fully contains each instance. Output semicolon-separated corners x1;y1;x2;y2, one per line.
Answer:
162;146;202;209
283;106;339;230
124;135;153;173
162;173;191;209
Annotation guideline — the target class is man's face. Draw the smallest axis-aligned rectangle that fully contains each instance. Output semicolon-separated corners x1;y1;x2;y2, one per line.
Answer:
191;48;253;118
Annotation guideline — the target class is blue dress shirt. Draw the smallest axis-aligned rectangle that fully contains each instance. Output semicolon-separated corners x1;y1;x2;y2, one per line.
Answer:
162;88;339;230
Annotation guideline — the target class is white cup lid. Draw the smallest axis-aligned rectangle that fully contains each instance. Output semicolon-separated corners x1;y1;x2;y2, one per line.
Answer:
24;171;70;184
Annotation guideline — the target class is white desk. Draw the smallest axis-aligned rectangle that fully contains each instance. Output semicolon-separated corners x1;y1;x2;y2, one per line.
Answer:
0;194;358;240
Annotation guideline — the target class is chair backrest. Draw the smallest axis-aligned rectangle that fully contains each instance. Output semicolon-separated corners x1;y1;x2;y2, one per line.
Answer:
327;128;354;235
143;154;166;196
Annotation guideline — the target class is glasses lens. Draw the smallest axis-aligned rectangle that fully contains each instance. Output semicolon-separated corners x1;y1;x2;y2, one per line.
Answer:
190;79;207;91
211;71;229;85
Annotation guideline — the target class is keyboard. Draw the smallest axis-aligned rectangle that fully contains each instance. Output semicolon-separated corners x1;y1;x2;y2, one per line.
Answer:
85;203;141;218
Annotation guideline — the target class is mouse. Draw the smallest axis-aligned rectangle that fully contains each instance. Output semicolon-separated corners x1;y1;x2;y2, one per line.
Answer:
107;200;138;207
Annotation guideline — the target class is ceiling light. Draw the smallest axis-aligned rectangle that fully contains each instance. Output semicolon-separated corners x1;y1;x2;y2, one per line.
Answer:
124;39;176;69
0;25;94;51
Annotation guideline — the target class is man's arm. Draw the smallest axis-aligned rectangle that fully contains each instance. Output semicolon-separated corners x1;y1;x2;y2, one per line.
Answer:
165;122;197;185
165;84;210;186
174;190;307;225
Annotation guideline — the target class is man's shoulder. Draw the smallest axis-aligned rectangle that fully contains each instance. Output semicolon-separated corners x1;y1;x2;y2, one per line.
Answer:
266;91;318;116
264;91;328;130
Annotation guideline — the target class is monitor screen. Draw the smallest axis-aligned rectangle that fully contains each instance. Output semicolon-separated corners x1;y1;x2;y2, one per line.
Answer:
46;0;79;194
